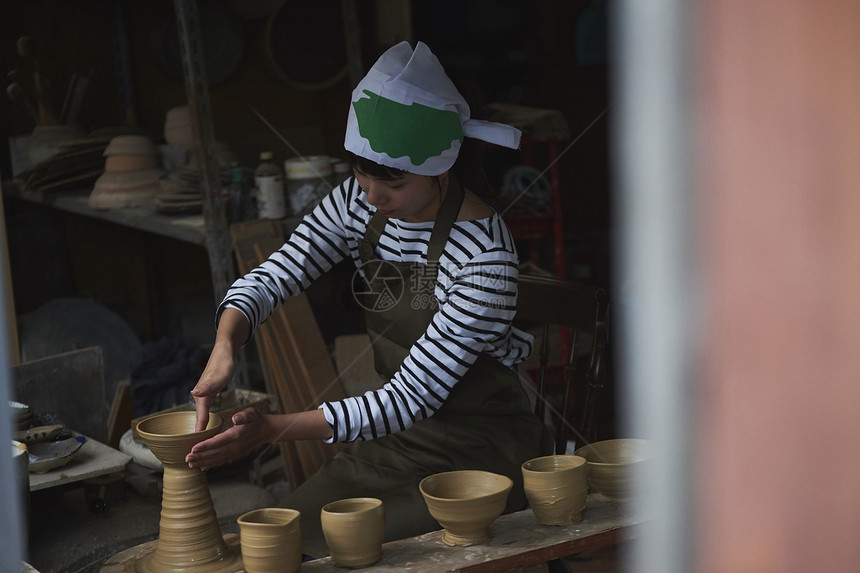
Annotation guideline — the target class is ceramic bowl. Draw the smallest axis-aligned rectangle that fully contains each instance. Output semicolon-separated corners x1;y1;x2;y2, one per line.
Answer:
104;134;158;157
104;154;159;172
419;470;513;547
521;454;589;525
27;435;86;473
9;401;33;431
135;411;221;465
574;439;651;503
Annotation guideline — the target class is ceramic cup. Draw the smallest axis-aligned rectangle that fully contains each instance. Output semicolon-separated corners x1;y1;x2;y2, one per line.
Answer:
321;497;385;568
238;508;302;573
522;454;589;525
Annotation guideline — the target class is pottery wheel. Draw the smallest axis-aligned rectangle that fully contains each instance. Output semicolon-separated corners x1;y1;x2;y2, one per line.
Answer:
100;534;243;572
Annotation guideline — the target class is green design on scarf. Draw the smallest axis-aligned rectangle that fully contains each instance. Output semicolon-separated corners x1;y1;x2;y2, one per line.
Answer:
353;90;463;166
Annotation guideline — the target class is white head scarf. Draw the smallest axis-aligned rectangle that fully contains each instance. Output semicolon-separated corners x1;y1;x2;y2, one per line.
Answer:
344;41;521;176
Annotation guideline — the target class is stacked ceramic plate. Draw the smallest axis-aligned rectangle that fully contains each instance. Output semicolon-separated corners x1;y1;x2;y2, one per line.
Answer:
89;135;164;210
155;140;236;215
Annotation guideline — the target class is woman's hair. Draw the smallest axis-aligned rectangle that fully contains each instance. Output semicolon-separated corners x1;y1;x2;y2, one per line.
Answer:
348;137;492;198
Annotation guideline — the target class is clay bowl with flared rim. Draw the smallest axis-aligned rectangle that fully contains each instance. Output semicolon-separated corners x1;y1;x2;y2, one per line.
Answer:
104;153;159;172
574;438;652;503
320;497;385;568
419;470;513;547
521;455;589;526
136;411;222;465
238;508;302;573
103;134;158;157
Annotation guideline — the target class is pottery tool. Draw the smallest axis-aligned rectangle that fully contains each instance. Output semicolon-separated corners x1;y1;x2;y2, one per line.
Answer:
16;35;59;125
60;67;93;125
6;81;39;124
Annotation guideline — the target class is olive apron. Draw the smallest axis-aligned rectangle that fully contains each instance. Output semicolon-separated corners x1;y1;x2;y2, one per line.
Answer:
280;177;553;557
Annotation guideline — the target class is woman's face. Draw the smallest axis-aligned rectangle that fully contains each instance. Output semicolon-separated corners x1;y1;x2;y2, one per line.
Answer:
353;167;445;223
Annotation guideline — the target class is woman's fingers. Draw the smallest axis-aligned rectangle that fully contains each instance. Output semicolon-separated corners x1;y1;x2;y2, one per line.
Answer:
186;408;263;470
192;394;212;433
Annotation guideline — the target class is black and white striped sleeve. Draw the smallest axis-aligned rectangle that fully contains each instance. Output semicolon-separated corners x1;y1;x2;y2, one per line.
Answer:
215;180;359;335
320;248;522;443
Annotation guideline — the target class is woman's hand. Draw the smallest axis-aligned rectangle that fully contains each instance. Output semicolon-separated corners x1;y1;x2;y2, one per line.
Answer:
191;308;250;432
190;344;235;432
185;407;275;471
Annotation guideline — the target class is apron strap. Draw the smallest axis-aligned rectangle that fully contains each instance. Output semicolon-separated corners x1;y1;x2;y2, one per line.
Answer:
361;175;465;268
427;175;464;266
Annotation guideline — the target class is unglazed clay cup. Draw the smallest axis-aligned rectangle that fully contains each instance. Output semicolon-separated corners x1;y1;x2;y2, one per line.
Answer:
238;508;302;573
321;497;384;568
574;438;652;503
419;470;513;547
522;454;588;525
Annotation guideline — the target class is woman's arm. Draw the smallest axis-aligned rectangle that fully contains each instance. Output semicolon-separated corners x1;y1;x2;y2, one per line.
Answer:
186;408;332;471
191;307;249;432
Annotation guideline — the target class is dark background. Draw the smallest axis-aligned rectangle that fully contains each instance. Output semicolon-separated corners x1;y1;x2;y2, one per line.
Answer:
1;0;610;346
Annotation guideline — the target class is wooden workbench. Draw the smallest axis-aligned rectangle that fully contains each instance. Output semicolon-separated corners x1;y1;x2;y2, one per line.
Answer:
29;435;131;492
303;494;641;572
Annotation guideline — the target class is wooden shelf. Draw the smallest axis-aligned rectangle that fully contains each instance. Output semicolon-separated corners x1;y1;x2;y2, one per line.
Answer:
303;494;642;572
5;184;207;246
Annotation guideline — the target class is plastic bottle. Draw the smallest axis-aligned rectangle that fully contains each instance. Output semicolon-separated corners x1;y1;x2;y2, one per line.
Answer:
285;155;332;216
254;151;287;219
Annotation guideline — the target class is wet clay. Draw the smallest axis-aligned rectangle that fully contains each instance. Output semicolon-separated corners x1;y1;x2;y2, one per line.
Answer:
320;498;385;568
419;470;512;547
102;411;243;573
521;455;588;526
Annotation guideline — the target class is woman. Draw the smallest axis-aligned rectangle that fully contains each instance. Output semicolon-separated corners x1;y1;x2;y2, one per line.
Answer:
186;41;553;556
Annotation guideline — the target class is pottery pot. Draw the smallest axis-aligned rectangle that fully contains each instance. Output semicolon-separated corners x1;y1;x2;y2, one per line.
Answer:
164;106;194;148
238;508;301;573
419;470;512;547
574;438;652;503
321;497;384;568
104;135;158;157
104;154;159;172
521;455;588;526
135;411;242;572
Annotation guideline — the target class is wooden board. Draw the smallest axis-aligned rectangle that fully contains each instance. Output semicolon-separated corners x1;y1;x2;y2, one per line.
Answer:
100;533;242;572
302;494;641;572
12;346;108;442
28;435;131;492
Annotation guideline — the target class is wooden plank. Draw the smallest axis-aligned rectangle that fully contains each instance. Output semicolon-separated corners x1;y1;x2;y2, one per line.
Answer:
106;380;133;449
302;494;642;572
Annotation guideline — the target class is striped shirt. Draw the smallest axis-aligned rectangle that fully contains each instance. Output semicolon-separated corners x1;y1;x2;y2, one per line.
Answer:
219;177;534;443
